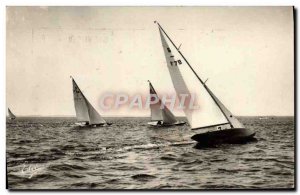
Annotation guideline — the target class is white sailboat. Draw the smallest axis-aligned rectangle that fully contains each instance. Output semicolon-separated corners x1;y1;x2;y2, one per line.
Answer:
8;108;16;120
71;76;111;127
147;80;186;127
155;21;255;145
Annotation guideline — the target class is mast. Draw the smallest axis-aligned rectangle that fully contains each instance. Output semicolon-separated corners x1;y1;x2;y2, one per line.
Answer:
155;21;233;127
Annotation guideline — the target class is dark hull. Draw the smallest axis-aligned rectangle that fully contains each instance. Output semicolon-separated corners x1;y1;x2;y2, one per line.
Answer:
174;122;186;126
191;128;255;147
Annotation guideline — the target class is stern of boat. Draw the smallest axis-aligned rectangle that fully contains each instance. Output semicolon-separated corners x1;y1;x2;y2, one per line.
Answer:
191;128;255;146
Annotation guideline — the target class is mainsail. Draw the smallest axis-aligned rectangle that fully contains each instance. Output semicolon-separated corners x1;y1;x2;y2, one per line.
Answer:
156;22;243;132
149;81;177;124
72;77;106;125
8;108;16;119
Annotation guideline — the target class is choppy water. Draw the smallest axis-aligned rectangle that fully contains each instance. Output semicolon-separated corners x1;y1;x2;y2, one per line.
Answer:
6;117;294;189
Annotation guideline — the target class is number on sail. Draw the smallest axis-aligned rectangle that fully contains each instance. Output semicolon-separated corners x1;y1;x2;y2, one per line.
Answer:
170;60;182;66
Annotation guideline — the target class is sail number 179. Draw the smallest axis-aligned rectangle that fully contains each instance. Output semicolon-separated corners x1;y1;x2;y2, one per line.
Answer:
170;60;182;66
167;47;182;66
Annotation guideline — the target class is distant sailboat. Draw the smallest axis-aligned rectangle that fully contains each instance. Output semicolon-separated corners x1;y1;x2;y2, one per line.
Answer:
259;117;269;120
71;76;111;127
147;80;185;127
155;21;255;145
8;108;16;120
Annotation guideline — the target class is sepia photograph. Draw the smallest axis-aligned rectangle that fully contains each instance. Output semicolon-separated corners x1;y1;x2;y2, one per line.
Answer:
6;6;294;190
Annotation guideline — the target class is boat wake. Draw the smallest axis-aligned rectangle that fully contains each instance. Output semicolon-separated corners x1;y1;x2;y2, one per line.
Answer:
64;141;196;157
116;141;195;152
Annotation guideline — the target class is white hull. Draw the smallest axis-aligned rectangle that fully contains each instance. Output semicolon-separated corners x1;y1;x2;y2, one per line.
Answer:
147;121;186;127
75;122;112;128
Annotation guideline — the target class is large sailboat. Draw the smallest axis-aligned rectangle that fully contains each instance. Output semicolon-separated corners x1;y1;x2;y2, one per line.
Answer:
147;80;185;127
155;21;255;145
71;76;111;127
8;108;16;120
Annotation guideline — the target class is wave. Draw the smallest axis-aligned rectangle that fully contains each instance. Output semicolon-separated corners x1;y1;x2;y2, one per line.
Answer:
131;174;156;181
116;141;195;152
49;148;66;156
8;171;58;183
48;163;89;171
67;182;98;188
113;165;144;171
63;172;86;178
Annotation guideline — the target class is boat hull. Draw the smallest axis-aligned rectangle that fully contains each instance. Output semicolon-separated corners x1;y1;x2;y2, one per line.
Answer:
191;128;255;146
148;121;186;127
76;123;112;128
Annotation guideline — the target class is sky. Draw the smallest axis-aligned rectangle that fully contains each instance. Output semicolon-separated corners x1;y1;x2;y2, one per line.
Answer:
6;6;294;116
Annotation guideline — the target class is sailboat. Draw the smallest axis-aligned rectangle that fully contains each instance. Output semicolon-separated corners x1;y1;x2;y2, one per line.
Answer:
71;76;111;127
147;80;186;127
8;108;16;120
155;21;255;145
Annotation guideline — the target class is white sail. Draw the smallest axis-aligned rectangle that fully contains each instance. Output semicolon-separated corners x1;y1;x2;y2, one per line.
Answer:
8;108;16;119
149;81;177;124
72;79;90;122
86;99;107;124
149;82;163;121
72;78;106;125
206;86;244;128
162;106;177;124
157;24;231;130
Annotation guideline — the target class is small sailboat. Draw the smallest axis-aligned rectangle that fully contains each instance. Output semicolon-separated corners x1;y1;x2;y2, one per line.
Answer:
259;117;269;120
155;21;255;145
71;76;111;127
147;80;185;127
8;108;16;120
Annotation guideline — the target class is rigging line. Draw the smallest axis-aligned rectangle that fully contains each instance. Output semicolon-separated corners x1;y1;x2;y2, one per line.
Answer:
155;21;233;127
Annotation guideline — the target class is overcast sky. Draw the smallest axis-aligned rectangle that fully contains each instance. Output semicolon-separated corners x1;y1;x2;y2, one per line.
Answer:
6;6;294;116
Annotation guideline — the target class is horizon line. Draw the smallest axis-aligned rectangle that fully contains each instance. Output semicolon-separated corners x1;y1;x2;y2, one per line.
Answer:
6;115;295;118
